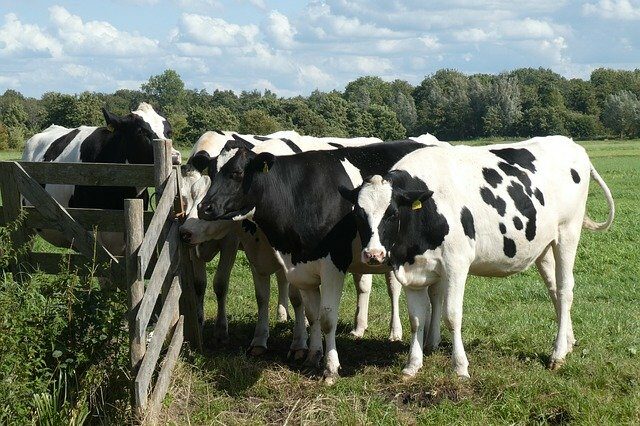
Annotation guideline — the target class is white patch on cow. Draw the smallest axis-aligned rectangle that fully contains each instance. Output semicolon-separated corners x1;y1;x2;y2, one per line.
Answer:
410;133;450;146
131;102;167;139
340;159;362;187
232;207;255;221
357;175;393;256
217;148;238;171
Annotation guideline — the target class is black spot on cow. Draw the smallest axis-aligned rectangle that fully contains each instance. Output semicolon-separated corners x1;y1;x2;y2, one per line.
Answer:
507;181;537;241
242;219;257;236
460;206;475;239
534;188;545;205
214;129;225;135
498;162;533;195
42;129;80;161
328;142;344;148
482;168;502;188
499;223;506;234
480;186;506;216
490;148;537;172
280;138;302;153
503;236;517;258
571;168;581;183
513;216;523;230
254;135;270;141
162;119;172;139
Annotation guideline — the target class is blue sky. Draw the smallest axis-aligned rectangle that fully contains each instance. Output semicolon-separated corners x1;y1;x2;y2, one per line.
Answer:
0;0;638;97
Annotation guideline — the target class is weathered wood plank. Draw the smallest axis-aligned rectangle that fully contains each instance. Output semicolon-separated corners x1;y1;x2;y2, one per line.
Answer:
11;162;119;266
138;171;177;279
4;206;154;232
29;252;123;276
146;316;184;425
154;139;172;198
136;222;180;340
134;276;181;409
125;199;146;383
17;162;156;187
0;163;29;277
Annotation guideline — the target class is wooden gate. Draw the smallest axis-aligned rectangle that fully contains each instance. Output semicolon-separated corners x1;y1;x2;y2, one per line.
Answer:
0;139;201;424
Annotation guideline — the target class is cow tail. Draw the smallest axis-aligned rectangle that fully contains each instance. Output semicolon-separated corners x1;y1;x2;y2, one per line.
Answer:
583;163;615;231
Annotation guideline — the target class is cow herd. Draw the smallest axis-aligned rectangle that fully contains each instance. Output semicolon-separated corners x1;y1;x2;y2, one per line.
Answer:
22;103;615;383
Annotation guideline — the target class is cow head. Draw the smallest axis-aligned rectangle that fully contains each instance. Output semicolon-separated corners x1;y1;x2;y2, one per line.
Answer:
101;102;181;165
341;173;433;266
197;139;274;221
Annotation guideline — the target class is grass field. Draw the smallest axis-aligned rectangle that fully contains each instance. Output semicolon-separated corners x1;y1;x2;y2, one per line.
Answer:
1;140;639;424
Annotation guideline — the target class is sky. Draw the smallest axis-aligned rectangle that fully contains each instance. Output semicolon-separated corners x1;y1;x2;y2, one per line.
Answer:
0;0;638;98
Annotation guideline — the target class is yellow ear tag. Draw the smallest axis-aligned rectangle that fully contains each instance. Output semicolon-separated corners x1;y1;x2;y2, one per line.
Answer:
107;124;114;132
411;199;422;210
262;162;269;173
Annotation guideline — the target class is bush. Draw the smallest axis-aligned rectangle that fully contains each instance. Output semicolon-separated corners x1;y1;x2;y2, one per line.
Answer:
563;111;602;139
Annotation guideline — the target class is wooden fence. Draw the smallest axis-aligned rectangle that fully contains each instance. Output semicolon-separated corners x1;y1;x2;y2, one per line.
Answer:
0;139;201;424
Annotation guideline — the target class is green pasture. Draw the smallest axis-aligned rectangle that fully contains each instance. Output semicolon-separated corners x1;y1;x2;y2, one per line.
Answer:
0;139;638;424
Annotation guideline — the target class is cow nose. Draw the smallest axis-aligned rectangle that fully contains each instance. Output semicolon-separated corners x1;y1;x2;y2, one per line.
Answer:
362;248;385;265
171;151;182;165
180;227;192;244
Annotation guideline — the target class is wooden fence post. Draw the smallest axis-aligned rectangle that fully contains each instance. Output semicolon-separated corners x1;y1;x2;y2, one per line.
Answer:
154;139;172;197
125;198;145;413
0;163;29;280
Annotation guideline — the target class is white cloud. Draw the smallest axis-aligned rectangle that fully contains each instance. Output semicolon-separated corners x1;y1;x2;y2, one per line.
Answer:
0;13;62;58
49;6;159;57
454;28;492;42
296;64;333;88
583;0;640;20
264;10;297;49
177;13;259;47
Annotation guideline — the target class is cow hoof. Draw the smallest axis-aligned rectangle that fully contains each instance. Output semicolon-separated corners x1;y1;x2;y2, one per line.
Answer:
401;371;416;382
303;350;323;369
248;346;267;357
388;332;402;342
548;358;565;371
350;328;366;338
322;371;339;386
288;348;308;362
457;373;471;381
401;366;418;379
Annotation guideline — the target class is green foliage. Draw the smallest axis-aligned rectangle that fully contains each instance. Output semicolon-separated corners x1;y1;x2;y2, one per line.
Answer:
601;90;640;138
184;105;239;144
366;104;406;140
33;373;89;426
141;69;185;111
239;109;281;135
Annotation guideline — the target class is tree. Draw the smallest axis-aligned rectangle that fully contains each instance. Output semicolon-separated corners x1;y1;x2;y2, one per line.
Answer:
601;90;640;138
367;104;406;140
344;76;392;109
239;109;281;135
141;70;185;111
40;92;77;127
184;105;239;143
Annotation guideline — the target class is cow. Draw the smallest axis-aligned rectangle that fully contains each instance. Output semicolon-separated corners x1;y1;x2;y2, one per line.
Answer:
21;102;180;256
196;140;431;383
179;130;408;358
341;136;615;378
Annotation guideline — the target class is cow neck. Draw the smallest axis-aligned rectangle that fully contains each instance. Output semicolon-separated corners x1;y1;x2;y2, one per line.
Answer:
79;127;129;163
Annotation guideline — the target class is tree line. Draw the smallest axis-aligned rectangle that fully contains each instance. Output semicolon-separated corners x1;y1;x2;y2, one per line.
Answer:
1;67;640;150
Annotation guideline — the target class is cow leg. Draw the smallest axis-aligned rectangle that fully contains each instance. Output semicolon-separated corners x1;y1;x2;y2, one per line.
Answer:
287;282;308;361
443;271;470;378
275;269;290;322
386;272;403;341
350;273;371;338
300;287;323;369
424;280;444;354
402;287;429;377
319;266;346;385
248;265;270;356
549;226;580;369
536;245;575;349
213;235;239;343
190;248;208;329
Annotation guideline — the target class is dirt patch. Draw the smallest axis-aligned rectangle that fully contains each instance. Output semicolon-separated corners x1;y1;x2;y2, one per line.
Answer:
529;406;574;425
393;378;474;408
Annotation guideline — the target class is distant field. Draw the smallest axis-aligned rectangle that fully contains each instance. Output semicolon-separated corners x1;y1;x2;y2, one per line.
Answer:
1;139;638;423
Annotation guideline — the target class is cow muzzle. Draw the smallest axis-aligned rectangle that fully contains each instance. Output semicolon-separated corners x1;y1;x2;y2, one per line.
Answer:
362;247;387;265
171;150;182;165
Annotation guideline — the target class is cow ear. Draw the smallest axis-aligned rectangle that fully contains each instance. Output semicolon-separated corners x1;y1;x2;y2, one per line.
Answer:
338;185;360;205
395;188;434;209
231;133;255;150
190;150;211;173
102;107;122;130
249;152;276;174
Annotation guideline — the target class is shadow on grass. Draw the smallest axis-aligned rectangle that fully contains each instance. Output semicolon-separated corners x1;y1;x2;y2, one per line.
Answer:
188;317;412;395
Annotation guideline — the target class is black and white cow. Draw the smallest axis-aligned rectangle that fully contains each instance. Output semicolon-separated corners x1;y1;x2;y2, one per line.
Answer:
197;140;430;383
342;136;615;378
179;130;409;358
22;102;180;255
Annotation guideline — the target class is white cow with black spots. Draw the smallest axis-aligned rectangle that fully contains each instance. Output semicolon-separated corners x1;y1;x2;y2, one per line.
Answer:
343;136;614;378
